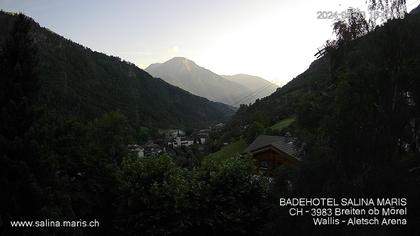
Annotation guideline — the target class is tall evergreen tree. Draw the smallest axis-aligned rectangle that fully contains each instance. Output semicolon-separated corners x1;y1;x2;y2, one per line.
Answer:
0;13;42;227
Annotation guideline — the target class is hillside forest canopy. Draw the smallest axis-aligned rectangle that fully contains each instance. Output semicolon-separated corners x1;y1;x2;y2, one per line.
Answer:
1;0;420;235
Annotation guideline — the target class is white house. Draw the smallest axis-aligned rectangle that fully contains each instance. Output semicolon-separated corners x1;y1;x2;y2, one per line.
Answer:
169;137;194;148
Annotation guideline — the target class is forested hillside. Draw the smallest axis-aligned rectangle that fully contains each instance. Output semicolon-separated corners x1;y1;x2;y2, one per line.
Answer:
0;11;234;131
216;8;420;235
230;56;330;127
2;1;420;234
0;13;265;236
230;11;420;136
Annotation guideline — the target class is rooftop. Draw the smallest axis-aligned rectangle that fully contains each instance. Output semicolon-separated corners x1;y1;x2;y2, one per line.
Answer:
244;135;298;158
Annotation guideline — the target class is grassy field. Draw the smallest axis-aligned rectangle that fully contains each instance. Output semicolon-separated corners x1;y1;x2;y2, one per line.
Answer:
270;117;295;131
206;139;247;161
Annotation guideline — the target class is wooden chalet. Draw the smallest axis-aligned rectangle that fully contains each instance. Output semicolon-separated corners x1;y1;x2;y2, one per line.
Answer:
243;135;299;175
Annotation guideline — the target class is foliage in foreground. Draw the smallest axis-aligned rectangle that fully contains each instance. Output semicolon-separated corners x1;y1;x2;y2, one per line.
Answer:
116;155;269;235
0;14;269;236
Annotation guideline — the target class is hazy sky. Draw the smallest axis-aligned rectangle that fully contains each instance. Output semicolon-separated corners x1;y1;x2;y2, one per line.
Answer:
0;0;418;85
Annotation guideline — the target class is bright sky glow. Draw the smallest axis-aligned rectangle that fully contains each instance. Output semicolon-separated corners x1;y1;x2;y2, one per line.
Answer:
1;0;418;85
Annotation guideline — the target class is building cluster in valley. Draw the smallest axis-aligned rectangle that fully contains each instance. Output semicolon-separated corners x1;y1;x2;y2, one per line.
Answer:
128;123;225;158
128;122;301;177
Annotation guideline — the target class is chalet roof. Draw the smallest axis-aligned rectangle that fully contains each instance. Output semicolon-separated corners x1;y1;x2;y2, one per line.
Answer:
244;135;298;158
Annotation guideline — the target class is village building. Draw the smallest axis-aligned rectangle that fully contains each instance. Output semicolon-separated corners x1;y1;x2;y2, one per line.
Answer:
168;136;195;148
144;142;165;156
191;129;210;144
129;142;166;157
195;134;208;145
128;144;145;158
243;135;300;175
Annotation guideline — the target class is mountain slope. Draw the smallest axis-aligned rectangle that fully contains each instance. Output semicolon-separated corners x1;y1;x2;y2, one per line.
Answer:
230;11;420;131
145;57;253;106
222;74;278;101
0;11;234;129
230;56;330;127
410;4;420;14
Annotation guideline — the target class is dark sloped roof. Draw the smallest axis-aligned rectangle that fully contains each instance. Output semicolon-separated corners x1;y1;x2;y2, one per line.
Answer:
244;135;298;158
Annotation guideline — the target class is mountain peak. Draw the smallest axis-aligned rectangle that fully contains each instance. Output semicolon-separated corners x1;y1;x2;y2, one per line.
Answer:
145;58;279;106
145;58;257;106
170;56;188;61
167;57;194;64
164;57;198;72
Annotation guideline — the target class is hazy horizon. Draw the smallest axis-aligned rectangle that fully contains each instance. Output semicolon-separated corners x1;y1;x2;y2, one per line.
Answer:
0;0;418;86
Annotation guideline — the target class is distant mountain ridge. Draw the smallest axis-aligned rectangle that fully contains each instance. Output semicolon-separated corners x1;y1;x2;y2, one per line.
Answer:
0;12;234;129
222;74;278;101
145;57;277;106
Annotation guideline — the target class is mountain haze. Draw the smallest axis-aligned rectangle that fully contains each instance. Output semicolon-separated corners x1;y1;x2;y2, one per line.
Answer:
145;57;256;106
222;74;278;101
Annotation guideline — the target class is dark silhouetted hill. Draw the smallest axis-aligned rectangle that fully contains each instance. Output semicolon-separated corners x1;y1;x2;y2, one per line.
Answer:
0;11;234;130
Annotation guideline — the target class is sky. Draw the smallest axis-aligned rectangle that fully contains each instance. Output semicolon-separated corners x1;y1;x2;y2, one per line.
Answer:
0;0;419;86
